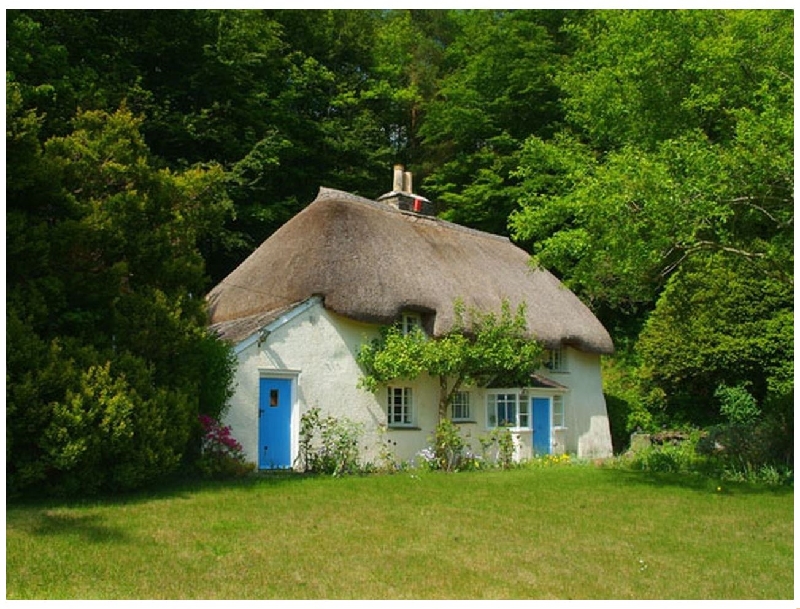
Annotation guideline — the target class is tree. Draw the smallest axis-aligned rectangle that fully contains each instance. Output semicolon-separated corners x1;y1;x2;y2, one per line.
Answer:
636;253;792;427
6;103;236;495
418;10;570;236
510;10;793;313
508;9;793;442
357;302;543;421
7;10;411;284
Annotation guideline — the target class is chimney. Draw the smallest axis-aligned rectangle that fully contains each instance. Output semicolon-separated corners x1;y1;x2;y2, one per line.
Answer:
377;164;435;215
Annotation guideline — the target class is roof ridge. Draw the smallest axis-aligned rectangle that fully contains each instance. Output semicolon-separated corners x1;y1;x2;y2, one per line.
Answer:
315;186;511;244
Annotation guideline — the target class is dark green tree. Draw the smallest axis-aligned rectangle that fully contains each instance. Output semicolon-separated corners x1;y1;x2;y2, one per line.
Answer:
6;101;235;496
418;10;571;235
636;253;792;427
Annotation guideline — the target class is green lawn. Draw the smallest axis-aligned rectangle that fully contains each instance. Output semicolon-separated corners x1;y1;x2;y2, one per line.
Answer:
6;466;793;599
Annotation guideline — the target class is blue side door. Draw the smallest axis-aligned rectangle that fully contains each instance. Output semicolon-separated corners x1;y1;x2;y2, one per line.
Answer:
258;377;293;469
532;397;551;456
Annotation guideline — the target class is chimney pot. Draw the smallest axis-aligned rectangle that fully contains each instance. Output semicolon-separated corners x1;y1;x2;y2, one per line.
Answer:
403;171;413;194
393;164;405;192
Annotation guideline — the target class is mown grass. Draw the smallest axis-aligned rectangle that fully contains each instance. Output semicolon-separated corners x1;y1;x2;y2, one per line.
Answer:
6;466;793;599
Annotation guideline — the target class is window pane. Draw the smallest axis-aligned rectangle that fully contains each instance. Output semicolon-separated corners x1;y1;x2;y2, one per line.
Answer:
402;314;422;335
452;392;470;420
388;387;413;426
499;394;516;426
488;393;521;427
546;348;567;372
553;395;565;427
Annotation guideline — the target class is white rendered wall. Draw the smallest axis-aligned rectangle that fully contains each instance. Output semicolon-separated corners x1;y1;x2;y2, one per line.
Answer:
546;348;613;458
224;302;445;467
224;304;613;467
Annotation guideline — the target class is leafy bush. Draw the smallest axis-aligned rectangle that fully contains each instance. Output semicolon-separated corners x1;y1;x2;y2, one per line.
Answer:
621;429;706;475
297;407;363;476
29;360;195;496
619;426;792;486
197;415;254;479
415;419;482;472
479;428;515;469
719;463;793;486
432;418;466;472
6;106;235;498
690;382;794;485
715;383;761;426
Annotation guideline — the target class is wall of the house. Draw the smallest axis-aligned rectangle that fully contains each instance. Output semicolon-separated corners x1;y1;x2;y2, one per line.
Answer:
224;304;612;468
551;348;614;458
226;301;384;467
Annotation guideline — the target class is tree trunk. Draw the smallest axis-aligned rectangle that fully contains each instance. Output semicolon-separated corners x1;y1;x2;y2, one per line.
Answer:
438;374;463;422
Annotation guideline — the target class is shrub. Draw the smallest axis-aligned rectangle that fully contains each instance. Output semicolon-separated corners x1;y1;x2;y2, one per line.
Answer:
32;360;195;495
716;383;761;426
624;430;705;475
432;418;466;472
297;407;363;476
719;463;793;486
694;383;793;484
197;415;254;479
619;426;793;487
479;428;515;469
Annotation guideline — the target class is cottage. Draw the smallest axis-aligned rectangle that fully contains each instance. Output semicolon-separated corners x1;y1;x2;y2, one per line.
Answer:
207;167;614;469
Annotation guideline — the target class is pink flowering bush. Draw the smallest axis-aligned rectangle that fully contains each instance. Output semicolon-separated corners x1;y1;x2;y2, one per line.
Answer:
197;415;254;478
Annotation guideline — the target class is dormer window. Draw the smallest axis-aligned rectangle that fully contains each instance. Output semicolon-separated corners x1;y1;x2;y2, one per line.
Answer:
401;312;423;336
545;348;567;372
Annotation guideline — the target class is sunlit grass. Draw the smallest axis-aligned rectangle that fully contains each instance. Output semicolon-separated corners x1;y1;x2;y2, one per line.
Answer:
6;467;793;599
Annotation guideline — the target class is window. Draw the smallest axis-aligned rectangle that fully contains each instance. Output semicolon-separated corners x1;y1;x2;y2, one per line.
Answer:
545;348;567;372
401;313;423;336
451;391;471;421
552;395;565;428
518;398;530;428
487;393;518;428
387;387;413;427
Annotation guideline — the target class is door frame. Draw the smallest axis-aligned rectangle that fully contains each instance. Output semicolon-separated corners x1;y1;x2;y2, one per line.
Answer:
257;370;300;469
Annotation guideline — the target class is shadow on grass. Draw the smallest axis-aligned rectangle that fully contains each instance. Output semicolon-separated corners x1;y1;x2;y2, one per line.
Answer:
24;511;131;544
600;466;794;497
7;470;320;544
7;469;313;511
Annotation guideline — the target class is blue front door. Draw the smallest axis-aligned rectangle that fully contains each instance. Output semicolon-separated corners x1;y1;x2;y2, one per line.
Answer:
532;397;551;456
258;377;292;469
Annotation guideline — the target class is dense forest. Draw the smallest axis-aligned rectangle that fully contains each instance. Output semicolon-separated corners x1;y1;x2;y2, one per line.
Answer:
7;9;793;495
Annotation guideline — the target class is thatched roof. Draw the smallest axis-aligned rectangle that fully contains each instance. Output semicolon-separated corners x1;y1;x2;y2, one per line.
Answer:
207;187;613;354
208;301;306;345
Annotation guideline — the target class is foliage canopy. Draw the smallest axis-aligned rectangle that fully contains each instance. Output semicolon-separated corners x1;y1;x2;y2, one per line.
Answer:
358;301;543;420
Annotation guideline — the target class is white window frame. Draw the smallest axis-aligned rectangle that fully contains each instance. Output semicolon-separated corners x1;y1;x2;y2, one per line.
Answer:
401;313;423;336
387;386;414;428
486;391;530;430
451;391;472;422
545;348;568;372
552;394;566;429
518;397;530;429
